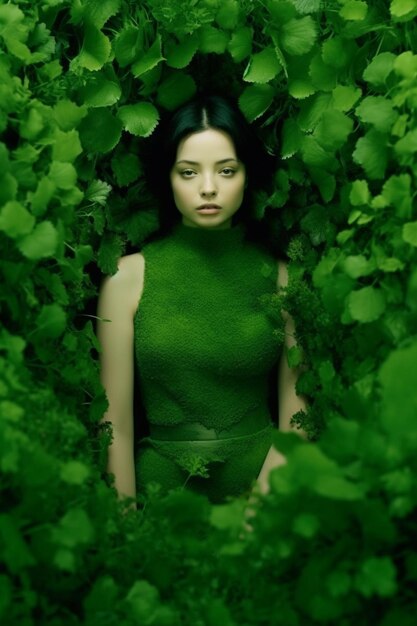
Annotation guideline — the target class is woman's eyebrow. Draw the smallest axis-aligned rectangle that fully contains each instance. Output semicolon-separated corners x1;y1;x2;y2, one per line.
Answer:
176;158;240;165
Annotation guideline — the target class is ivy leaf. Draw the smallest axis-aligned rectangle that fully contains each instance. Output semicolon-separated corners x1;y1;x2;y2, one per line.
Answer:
118;103;159;137
156;73;197;111
132;35;164;78
77;24;111;71
17;221;58;260
353;130;388;180
355;96;398;133
78;109;123;153
281;16;317;56
198;25;229;54
238;84;275;122
114;26;143;68
0;201;35;238
227;26;253;62
165;34;199;69
348;286;386;323
363;52;396;86
340;0;368;20
402;222;417;247
81;75;121;108
35;304;67;339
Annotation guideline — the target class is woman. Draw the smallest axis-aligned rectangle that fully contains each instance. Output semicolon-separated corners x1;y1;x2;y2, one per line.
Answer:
96;95;306;504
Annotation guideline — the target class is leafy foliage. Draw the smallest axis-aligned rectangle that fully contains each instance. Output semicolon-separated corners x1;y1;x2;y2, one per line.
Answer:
1;0;417;624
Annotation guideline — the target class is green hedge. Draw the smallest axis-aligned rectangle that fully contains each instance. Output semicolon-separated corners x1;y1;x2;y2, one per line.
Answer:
1;0;417;624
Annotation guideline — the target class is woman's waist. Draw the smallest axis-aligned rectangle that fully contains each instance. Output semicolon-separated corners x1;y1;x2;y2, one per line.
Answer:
146;408;272;442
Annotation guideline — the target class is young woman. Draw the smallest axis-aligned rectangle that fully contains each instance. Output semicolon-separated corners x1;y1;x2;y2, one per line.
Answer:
96;95;306;504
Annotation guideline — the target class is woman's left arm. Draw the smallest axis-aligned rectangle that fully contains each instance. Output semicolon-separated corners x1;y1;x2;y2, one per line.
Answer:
256;261;308;494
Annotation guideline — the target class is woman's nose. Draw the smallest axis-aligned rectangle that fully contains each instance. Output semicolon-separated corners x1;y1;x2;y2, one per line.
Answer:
200;173;217;197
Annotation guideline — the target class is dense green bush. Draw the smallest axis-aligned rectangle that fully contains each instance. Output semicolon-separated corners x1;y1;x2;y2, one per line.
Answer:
1;0;417;623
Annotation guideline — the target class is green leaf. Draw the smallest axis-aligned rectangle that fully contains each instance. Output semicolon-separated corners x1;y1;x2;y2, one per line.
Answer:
350;180;370;206
393;51;417;78
281;118;303;159
98;233;123;274
243;48;281;83
355;96;398;133
348;286;386;323
118;102;159;137
314;109;353;149
165;34;199;69
81;75;121;107
198;25;229;54
0;173;17;206
78;109;123;153
287;56;316;99
342;255;375;279
111;153;141;187
355;557;397;597
301;135;338;170
52;129;83;162
281;16;317;55
402;222;417;246
332;85;361;111
238;84;275;122
321;37;349;69
210;499;245;531
395;129;417;157
85;179;112;206
227;26;253;62
114;26;143;67
132;35;164;78
363;52;396;86
52;509;94;548
82;0;121;29
340;0;368;20
382;174;412;218
0;202;35;238
293;513;320;538
17;221;58;260
290;0;322;13
215;0;240;29
54;100;87;131
390;0;417;19
353;130;388;180
287;345;303;368
309;53;338;91
30;177;55;217
77;24;111;71
49;162;77;190
309;168;336;202
60;460;90;485
35;304;66;339
0;514;35;574
157;73;197;111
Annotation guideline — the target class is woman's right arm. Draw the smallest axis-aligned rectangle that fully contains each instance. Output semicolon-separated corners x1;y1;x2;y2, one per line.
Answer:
96;253;144;501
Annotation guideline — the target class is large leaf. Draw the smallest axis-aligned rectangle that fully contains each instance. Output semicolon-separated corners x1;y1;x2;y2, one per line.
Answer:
340;0;368;20
35;304;67;339
131;35;164;78
348;286;386;323
238;84;275;122
81;74;121;108
118;103;159;137
215;0;240;30
355;96;398;133
198;25;229;54
165;35;199;69
363;52;396;86
227;26;253;62
353;130;388;180
157;73;196;111
78;109;123;153
243;48;281;84
52;130;83;163
0;201;35;238
314;109;353;150
114;26;143;68
281;16;317;55
76;24;111;71
17;221;58;260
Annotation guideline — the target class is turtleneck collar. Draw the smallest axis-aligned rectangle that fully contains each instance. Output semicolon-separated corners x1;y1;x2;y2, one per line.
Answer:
172;221;245;252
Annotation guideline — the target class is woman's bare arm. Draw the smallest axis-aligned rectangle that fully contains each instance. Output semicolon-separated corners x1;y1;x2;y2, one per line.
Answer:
96;253;144;500
256;261;307;493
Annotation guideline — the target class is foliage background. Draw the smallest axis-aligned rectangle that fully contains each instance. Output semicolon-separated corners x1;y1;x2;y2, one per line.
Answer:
1;0;417;623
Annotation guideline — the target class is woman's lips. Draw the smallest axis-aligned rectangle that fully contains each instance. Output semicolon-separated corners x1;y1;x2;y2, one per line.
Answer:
197;205;221;214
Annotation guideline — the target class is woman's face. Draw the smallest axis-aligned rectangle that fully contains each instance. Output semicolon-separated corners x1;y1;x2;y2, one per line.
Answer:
169;128;246;230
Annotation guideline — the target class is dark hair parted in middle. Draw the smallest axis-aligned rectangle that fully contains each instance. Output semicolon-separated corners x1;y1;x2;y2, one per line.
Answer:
142;94;277;236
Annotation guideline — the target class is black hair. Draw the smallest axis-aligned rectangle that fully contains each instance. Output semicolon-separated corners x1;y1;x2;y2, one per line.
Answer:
141;94;279;253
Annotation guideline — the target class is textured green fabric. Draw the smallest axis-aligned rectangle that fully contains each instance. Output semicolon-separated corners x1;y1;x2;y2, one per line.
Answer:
134;222;282;502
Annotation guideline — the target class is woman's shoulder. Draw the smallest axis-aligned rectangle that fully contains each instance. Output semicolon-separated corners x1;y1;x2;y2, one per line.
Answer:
99;253;144;315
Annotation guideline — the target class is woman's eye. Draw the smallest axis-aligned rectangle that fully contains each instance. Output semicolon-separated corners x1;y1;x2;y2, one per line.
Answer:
221;168;235;176
180;169;196;177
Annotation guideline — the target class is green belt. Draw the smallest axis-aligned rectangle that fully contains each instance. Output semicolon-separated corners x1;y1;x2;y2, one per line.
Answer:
148;410;272;442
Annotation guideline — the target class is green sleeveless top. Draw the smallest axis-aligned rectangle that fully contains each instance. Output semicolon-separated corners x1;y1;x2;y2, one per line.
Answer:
133;222;282;502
